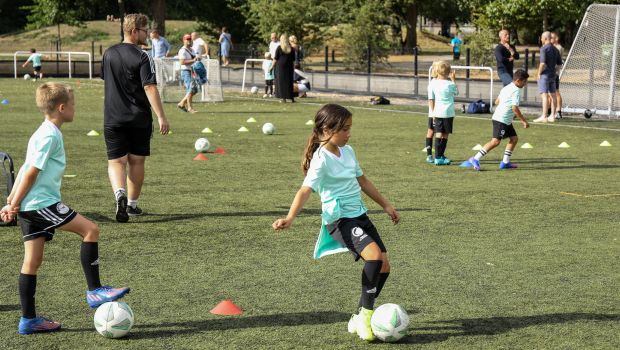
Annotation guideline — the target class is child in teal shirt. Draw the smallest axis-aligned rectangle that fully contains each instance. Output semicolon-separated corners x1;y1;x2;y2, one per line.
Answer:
428;60;458;165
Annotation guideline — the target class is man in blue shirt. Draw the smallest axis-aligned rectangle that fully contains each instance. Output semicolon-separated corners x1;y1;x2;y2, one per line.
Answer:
149;30;170;58
533;31;563;123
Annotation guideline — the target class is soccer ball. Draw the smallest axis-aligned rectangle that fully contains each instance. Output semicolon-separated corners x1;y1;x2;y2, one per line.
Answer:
93;301;134;338
584;109;593;119
194;137;210;153
370;303;409;342
23;74;31;80
262;123;275;135
250;86;258;94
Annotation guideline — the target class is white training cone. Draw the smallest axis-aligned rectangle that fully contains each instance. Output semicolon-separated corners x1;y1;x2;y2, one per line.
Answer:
246;117;257;123
558;142;570;148
238;126;249;132
87;130;99;136
600;140;612;147
521;143;533;149
472;144;483;151
305;119;314;125
202;127;213;133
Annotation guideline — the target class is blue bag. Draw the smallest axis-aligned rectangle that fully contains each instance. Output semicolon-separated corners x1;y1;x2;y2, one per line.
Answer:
466;99;490;114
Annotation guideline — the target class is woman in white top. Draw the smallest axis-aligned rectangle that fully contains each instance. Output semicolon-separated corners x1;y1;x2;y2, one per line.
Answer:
177;33;200;113
191;32;209;58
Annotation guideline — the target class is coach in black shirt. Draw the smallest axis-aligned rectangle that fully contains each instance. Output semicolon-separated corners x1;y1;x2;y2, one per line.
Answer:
495;29;520;86
102;13;170;223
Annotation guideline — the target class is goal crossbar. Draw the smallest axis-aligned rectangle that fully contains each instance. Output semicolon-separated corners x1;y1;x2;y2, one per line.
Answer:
241;59;269;93
12;51;92;79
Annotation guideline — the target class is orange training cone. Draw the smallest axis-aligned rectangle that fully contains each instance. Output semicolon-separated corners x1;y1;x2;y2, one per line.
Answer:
193;153;209;161
210;299;243;315
214;147;226;154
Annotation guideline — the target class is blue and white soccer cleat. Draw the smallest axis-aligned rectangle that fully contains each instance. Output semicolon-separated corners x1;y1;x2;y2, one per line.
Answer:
426;155;434;164
468;157;481;171
499;162;518;169
87;286;130;308
18;316;61;335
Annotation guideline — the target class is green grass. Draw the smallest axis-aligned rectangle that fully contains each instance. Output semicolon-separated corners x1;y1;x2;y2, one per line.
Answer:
0;79;619;349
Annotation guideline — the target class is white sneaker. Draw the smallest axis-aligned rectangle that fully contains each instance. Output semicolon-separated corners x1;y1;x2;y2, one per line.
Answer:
548;115;556;123
533;116;547;123
347;314;358;334
262;94;268;98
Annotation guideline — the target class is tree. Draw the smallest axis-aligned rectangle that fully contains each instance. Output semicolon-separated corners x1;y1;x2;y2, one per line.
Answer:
22;0;95;44
152;0;166;35
342;0;391;70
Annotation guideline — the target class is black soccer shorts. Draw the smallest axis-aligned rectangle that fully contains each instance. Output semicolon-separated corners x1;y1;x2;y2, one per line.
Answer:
326;214;386;261
432;117;454;134
104;126;152;160
18;202;77;242
492;120;517;140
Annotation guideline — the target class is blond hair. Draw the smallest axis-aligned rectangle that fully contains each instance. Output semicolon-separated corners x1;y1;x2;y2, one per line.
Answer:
289;35;298;46
430;61;438;78
434;60;451;77
36;82;73;115
280;34;292;54
123;13;148;35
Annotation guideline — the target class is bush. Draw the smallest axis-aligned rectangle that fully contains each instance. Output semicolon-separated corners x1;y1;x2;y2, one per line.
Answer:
342;2;391;71
463;29;497;67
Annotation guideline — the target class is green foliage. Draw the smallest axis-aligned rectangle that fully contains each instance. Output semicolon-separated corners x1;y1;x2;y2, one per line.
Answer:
464;29;497;67
342;1;391;70
63;28;109;44
22;0;94;30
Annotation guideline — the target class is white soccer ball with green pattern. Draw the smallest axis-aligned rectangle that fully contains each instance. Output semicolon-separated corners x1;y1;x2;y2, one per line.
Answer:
370;303;409;342
94;301;134;338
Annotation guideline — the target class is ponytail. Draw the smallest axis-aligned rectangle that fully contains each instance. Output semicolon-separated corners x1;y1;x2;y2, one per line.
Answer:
302;128;321;175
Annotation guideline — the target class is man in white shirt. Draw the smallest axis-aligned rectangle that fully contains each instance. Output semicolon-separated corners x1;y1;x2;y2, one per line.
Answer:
268;32;279;58
191;32;209;58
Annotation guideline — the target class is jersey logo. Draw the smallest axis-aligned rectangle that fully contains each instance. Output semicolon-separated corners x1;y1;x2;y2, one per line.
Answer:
56;203;69;215
351;227;364;237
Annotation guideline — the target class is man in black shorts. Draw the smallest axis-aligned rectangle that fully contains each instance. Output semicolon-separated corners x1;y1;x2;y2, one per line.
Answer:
102;13;170;222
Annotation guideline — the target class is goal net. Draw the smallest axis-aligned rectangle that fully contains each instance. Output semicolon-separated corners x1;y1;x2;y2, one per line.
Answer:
154;58;223;103
560;4;620;118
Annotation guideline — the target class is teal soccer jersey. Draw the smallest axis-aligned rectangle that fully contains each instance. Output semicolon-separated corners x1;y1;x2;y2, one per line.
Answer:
428;79;458;118
302;145;366;221
27;53;42;67
19;120;65;211
492;82;522;125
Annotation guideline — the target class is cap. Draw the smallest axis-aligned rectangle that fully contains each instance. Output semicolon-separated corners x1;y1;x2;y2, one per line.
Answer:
183;34;191;40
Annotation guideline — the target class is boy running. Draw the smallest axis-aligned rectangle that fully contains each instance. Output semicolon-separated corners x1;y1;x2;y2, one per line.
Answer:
467;69;530;171
1;83;129;335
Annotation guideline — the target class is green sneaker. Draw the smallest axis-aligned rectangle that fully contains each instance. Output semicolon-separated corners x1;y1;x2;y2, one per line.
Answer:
356;307;375;341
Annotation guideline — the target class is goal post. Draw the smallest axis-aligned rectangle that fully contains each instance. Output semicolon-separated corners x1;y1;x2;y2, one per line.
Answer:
241;59;269;93
559;4;620;118
12;51;92;79
154;57;223;103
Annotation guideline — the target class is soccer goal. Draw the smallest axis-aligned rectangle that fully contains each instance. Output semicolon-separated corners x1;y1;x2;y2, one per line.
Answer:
241;59;269;93
560;4;620;118
12;51;92;79
154;57;223;103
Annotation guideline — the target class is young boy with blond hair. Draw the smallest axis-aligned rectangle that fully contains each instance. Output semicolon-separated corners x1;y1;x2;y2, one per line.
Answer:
427;60;458;165
1;83;129;334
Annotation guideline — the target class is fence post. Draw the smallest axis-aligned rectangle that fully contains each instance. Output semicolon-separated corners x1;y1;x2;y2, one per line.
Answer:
465;48;471;99
413;47;418;96
56;40;60;76
325;46;329;89
524;48;529;101
367;46;371;93
99;45;103;56
332;49;335;63
91;41;95;78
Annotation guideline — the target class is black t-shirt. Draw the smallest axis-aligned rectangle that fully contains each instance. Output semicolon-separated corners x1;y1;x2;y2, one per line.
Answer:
495;44;519;74
102;43;157;128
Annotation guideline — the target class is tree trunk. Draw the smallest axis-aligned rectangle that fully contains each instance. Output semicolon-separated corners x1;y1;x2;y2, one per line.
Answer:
118;0;125;42
542;9;548;32
152;0;166;36
404;3;417;51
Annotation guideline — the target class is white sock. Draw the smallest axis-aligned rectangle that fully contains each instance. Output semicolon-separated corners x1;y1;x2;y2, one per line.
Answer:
128;200;138;208
114;188;126;200
503;150;512;164
474;149;487;161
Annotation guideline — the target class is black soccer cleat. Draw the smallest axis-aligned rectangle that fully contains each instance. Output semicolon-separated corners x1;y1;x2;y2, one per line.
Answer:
115;194;129;223
126;205;143;217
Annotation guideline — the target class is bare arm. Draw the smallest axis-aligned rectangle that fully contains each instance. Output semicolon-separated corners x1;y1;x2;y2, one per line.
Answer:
537;63;545;79
272;186;312;230
1;166;39;222
357;175;400;224
512;105;529;128
144;84;170;135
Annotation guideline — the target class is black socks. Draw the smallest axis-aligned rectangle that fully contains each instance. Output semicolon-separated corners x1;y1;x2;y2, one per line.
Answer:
435;138;448;158
359;260;383;310
19;273;37;319
81;242;102;291
425;137;433;156
375;272;390;299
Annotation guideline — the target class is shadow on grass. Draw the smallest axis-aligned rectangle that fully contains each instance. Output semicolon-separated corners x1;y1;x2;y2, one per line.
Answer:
0;305;20;312
401;313;620;344
82;208;429;224
128;311;350;339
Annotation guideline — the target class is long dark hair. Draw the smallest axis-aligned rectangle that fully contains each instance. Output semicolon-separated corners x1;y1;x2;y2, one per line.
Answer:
302;104;352;174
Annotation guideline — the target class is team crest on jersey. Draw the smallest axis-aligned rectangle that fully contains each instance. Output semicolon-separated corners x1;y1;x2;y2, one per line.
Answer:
351;227;364;237
56;203;69;215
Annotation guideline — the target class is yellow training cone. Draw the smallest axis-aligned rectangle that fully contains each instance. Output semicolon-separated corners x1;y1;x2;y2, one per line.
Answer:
472;144;483;151
305;119;314;125
202;127;213;133
87;130;99;136
600;140;612;147
246;117;257;123
558;142;570;148
238;126;249;132
521;143;533;149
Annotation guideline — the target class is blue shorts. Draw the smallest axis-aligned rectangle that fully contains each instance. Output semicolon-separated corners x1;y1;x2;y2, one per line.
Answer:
538;75;557;93
181;70;192;94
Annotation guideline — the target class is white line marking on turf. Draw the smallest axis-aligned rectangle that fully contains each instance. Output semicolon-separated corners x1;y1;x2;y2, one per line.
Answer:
230;96;620;133
560;192;620;198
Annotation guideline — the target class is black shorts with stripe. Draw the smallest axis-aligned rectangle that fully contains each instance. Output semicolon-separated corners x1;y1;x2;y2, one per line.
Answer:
492;120;517;140
18;202;77;242
326;214;387;261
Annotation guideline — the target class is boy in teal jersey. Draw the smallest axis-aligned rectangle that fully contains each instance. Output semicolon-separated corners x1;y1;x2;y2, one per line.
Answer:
273;104;400;342
428;60;458;165
1;83;129;335
467;69;530;171
22;48;43;80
